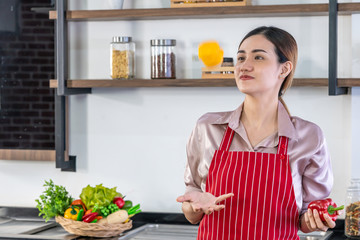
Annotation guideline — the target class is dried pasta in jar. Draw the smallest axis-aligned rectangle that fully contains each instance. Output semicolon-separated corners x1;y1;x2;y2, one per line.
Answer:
110;37;135;79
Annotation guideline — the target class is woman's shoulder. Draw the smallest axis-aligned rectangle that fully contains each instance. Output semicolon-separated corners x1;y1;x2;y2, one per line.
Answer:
197;111;233;125
291;116;323;132
290;116;325;147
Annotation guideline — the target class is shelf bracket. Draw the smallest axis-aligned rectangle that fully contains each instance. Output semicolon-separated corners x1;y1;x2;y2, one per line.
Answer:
55;95;76;172
55;0;91;96
328;0;347;95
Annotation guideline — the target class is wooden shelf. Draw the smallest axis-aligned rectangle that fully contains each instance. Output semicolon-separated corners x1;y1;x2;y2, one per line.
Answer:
49;3;360;21
0;149;55;161
49;78;360;88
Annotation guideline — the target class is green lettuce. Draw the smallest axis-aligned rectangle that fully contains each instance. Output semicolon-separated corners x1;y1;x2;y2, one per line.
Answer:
80;184;122;209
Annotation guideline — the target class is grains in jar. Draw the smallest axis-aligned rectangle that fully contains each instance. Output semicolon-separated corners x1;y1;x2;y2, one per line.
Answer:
110;36;135;79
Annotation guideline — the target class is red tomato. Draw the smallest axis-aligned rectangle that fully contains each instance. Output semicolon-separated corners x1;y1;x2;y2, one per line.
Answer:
113;197;125;209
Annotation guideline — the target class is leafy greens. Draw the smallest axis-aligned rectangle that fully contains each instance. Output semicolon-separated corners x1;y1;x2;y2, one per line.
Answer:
80;184;121;209
35;179;73;221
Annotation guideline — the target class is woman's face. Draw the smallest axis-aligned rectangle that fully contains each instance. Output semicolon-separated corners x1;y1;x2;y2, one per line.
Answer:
234;34;285;98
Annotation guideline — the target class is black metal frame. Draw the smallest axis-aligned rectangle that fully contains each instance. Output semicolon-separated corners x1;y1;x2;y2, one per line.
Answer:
53;0;348;171
55;0;91;172
329;0;347;95
54;95;76;171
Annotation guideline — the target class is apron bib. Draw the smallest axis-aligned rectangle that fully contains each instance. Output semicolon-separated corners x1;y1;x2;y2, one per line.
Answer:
197;125;299;240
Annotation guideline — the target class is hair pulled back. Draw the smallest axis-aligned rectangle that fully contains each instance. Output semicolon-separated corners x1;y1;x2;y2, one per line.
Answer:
239;26;298;114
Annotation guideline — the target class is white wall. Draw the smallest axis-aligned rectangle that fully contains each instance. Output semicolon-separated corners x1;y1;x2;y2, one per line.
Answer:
0;1;358;216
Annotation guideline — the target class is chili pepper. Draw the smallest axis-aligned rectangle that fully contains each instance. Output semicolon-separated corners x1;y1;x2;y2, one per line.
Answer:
308;198;344;221
95;216;103;221
113;197;125;209
76;209;84;221
90;219;98;223
84;209;93;216
70;199;87;211
64;206;79;220
82;212;98;223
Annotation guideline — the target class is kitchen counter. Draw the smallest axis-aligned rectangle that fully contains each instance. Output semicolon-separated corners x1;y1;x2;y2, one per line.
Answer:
131;212;351;240
0;206;352;239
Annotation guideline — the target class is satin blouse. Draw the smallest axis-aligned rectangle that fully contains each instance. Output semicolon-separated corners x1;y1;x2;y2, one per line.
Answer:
184;101;333;215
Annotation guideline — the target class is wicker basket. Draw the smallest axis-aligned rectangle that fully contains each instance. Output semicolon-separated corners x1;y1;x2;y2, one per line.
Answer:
55;216;132;237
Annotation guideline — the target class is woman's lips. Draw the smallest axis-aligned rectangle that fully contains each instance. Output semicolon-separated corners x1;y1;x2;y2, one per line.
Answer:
239;75;254;80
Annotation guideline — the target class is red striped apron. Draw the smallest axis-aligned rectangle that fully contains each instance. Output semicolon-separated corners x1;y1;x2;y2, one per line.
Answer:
197;125;299;240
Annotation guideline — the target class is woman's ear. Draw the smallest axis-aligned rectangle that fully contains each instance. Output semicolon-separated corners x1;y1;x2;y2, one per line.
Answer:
281;61;293;78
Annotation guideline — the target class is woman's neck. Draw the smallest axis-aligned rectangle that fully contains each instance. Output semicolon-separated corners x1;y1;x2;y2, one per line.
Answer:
240;95;279;148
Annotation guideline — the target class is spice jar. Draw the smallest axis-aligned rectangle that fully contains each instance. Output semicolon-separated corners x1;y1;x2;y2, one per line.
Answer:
151;39;176;79
110;36;135;79
345;178;360;238
221;57;234;67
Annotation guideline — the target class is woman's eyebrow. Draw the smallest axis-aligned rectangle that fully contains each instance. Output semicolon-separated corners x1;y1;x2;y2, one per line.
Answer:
237;49;267;54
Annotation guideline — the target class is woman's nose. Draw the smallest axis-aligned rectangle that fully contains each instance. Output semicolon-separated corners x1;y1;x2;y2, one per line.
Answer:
236;59;253;73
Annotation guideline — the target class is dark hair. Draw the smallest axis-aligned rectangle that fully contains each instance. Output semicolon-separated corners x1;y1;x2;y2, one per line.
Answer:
239;26;298;113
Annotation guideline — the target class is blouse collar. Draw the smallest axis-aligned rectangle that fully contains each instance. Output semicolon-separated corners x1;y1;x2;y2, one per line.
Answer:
211;101;299;141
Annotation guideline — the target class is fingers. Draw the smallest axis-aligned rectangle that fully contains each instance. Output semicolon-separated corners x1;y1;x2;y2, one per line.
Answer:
179;192;232;216
204;207;214;215
213;204;225;212
323;213;336;229
306;209;317;231
312;209;328;231
176;195;185;202
176;194;192;203
305;209;331;232
215;193;234;204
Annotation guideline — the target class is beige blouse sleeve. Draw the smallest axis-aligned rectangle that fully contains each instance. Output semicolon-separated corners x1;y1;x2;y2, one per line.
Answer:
184;123;205;194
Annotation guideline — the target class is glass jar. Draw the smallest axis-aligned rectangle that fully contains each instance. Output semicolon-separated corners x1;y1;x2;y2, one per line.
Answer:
110;36;135;79
345;179;360;238
221;57;234;67
150;39;176;79
351;178;360;188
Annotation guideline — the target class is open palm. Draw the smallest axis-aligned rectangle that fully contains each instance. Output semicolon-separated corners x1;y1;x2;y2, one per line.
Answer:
177;191;234;215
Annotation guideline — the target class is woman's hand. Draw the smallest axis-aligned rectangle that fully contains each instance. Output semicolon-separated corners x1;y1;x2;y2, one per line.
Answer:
300;208;339;232
177;191;234;215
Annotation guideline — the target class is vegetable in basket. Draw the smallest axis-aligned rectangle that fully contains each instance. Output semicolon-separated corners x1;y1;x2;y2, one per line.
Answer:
99;203;120;217
82;212;99;223
35;179;73;222
70;199;87;211
64;206;80;220
77;209;84;221
113;197;125;209
98;203;141;224
80;184;122;210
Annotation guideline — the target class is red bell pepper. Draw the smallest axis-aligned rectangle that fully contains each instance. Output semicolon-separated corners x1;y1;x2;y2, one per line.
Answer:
82;212;98;223
308;198;344;221
113;197;125;209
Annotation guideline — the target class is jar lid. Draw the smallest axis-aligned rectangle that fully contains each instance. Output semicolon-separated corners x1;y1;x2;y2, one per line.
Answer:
112;36;132;43
223;57;234;63
347;186;360;191
150;39;176;46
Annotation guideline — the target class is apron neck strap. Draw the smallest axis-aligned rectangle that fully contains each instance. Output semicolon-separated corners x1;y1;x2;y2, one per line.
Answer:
219;125;235;151
277;136;289;155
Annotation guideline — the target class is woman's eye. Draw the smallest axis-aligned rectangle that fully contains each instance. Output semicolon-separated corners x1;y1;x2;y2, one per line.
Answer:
237;56;245;62
255;55;264;60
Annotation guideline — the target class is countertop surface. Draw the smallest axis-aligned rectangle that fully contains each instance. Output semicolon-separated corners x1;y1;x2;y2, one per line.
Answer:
0;206;353;239
131;213;351;240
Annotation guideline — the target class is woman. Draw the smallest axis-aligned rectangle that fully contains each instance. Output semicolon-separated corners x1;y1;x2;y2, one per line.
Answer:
177;26;338;239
